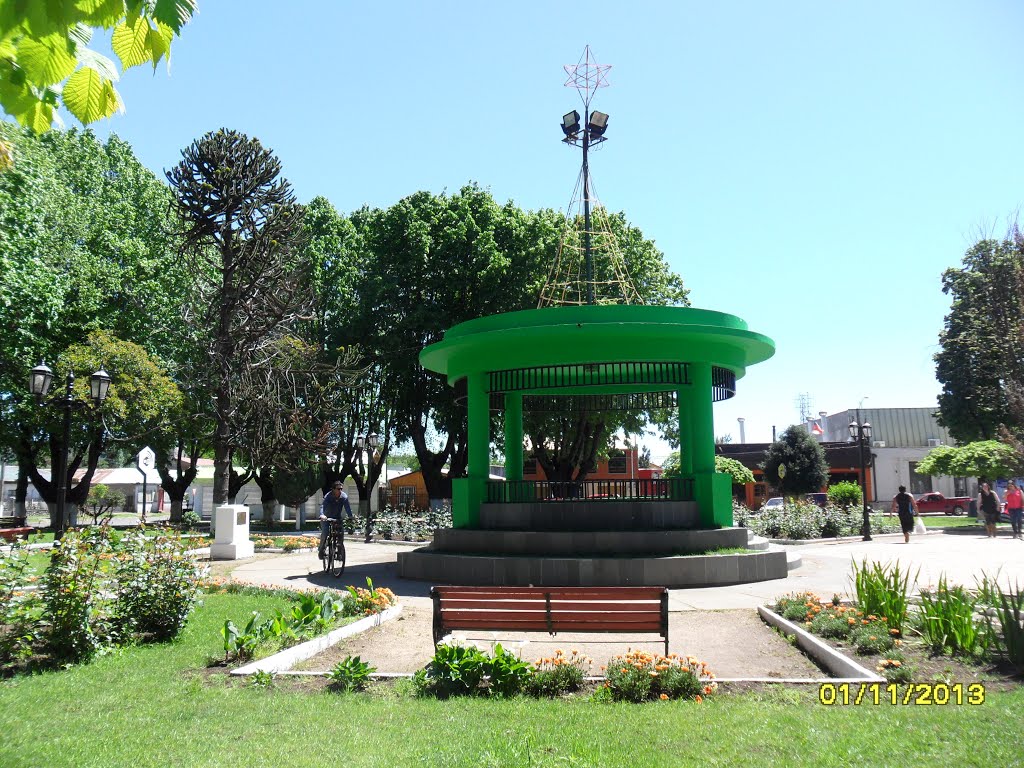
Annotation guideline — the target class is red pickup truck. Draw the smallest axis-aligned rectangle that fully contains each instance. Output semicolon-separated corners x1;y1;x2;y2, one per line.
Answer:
913;492;970;516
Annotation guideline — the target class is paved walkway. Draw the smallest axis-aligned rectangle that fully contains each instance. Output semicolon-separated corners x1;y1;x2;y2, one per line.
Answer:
225;528;1024;613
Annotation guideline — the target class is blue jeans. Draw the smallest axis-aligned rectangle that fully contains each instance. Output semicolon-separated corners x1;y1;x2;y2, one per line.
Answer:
319;519;345;552
1010;508;1023;536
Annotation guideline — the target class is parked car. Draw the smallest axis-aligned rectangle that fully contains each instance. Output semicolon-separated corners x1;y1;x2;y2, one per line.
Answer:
914;492;971;516
761;497;784;512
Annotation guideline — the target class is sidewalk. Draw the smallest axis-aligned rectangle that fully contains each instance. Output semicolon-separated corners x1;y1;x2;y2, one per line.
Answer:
225;529;1024;613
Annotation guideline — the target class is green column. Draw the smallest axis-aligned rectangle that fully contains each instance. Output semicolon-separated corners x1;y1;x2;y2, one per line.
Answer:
689;363;715;474
676;387;693;476
689;362;730;526
460;372;490;528
503;393;523;482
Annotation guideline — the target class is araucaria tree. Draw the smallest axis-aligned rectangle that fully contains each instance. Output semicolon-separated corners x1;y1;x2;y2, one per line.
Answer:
761;426;829;496
167;129;310;506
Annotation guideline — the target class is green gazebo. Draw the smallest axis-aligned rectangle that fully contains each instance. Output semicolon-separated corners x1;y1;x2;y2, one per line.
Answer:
397;304;782;587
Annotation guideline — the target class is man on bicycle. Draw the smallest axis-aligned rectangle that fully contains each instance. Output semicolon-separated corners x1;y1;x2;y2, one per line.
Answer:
319;481;353;558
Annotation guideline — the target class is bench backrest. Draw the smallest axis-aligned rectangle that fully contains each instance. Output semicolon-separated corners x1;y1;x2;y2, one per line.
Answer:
431;586;668;646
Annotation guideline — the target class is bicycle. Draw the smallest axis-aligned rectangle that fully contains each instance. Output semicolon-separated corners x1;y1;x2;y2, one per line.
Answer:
320;519;346;577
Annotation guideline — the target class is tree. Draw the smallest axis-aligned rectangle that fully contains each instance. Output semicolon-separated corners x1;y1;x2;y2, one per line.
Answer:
0;126;183;521
662;452;754;485
0;0;196;131
80;483;122;525
304;196;392;520
714;456;754;485
351;186;555;500
761;425;829;496
167;129;311;507
916;440;1022;481
934;230;1024;442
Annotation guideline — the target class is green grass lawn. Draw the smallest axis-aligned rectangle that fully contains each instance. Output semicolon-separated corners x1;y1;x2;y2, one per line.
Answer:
0;592;1021;767
920;515;980;529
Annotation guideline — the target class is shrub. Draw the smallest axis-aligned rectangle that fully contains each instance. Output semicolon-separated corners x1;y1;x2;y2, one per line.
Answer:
851;621;896;655
877;653;912;683
329;655;376;692
827;482;862;509
527;649;591;696
415;643;531;698
180;509;200;530
0;543;44;671
603;650;715;703
112;529;205;642
916;575;991;657
43;528;115;663
774;591;819;622
221;591;348;662
343;578;397;616
989;581;1024;666
745;502;899;540
851;558;917;632
810;608;854;639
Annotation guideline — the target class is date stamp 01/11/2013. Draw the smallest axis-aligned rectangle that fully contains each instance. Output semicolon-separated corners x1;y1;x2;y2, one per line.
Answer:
818;683;986;706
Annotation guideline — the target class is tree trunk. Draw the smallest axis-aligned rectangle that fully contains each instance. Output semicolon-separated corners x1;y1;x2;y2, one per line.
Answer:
410;421;458;501
154;442;200;525
14;466;28;525
253;468;277;521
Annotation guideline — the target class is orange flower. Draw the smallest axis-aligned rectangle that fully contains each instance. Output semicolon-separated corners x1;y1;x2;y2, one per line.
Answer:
695;695;703;704
659;693;668;700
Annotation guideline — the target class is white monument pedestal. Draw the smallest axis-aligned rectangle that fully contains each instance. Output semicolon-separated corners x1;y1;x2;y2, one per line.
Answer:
209;504;255;560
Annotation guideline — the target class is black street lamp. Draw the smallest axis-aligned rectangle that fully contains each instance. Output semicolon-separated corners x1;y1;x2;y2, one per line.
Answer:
356;432;380;543
848;414;873;541
29;362;111;537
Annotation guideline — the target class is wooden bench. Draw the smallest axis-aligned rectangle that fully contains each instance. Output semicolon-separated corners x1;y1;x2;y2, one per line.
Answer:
0;526;33;543
431;586;669;655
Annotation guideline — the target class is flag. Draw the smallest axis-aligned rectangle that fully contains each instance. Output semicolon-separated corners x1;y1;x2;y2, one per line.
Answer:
811;421;823;436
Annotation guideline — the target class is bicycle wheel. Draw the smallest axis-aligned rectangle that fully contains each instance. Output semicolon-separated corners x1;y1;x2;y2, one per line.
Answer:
331;533;346;577
321;535;333;574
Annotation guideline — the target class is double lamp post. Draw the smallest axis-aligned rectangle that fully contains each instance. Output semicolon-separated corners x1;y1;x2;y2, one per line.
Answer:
848;415;872;541
28;362;111;537
355;432;379;542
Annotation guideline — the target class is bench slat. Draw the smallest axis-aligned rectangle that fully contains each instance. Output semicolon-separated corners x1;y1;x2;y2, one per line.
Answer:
441;619;666;633
433;587;666;599
442;614;663;626
437;599;661;612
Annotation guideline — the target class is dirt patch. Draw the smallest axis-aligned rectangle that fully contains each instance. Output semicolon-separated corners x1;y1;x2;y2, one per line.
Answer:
291;606;825;679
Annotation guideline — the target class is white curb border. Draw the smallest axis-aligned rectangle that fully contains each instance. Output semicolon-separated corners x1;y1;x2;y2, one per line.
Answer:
231;604;403;676
758;605;883;682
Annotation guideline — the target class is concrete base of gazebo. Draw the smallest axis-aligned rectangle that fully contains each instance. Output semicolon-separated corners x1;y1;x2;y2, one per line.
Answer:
395;501;788;587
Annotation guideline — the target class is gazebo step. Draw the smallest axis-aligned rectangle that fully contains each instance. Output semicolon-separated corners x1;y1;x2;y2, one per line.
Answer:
479;500;700;531
431;527;746;557
396;548;788;587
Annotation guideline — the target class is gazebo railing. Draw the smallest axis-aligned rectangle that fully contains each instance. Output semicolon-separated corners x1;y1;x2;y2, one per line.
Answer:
485;478;694;503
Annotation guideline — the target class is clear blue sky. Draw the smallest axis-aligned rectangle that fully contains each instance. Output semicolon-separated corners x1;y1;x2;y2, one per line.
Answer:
85;1;1023;458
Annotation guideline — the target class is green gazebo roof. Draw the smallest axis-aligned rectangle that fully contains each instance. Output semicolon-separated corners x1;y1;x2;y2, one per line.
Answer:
420;305;775;395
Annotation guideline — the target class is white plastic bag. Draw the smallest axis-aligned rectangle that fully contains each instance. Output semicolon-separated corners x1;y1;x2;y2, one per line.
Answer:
914;516;927;535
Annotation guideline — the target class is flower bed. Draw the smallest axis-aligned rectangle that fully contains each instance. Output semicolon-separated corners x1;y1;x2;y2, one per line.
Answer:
411;643;717;702
0;528;206;674
735;500;899;540
772;561;1024;689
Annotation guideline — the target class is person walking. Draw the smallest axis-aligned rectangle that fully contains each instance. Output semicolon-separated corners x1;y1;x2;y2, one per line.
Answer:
890;485;918;544
1005;480;1023;539
319;480;353;557
978;482;1001;539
